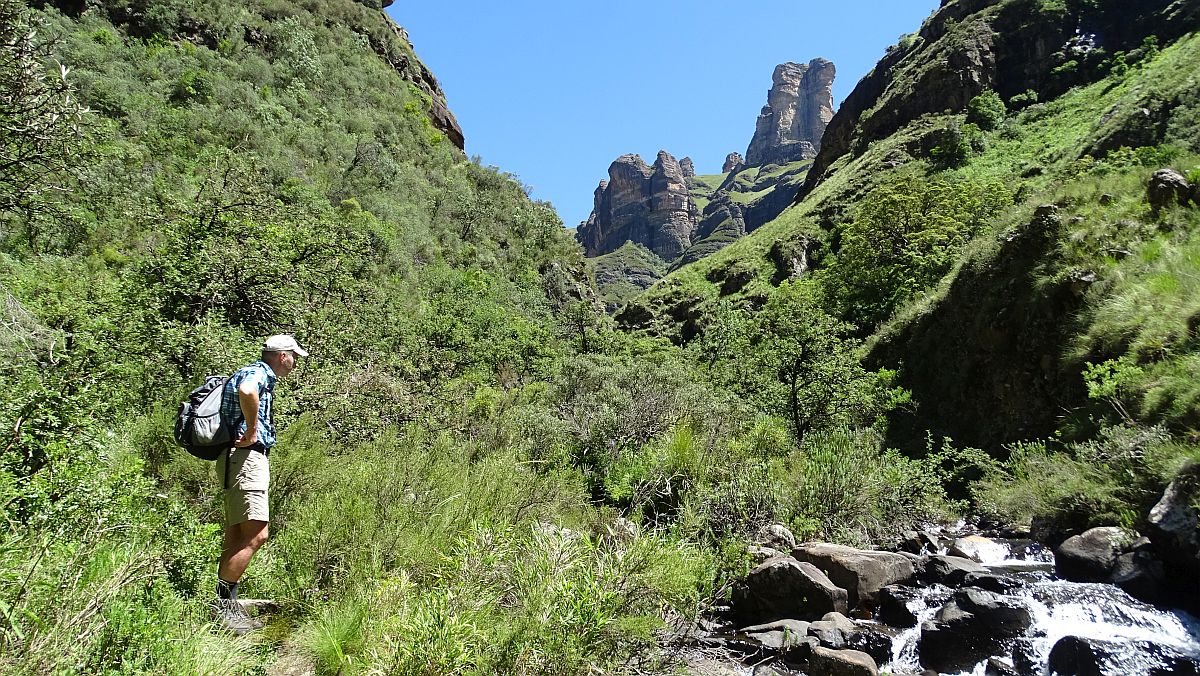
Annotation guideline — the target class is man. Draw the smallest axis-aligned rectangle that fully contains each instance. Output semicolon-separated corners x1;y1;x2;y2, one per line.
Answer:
213;334;308;634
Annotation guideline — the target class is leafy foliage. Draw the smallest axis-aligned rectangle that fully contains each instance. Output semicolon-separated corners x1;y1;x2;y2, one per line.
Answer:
825;175;1011;328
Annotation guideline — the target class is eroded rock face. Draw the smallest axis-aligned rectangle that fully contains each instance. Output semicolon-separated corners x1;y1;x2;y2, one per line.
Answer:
378;20;464;150
723;152;745;173
680;156;695;178
745;59;836;167
576;151;699;260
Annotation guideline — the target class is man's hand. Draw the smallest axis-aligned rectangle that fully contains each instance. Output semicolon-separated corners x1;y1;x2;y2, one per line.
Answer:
233;427;258;448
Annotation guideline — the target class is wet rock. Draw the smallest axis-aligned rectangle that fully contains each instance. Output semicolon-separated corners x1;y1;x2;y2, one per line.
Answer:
984;657;1019;676
1147;460;1200;600
918;589;1032;673
878;585;921;627
900;530;939;555
793;543;916;610
922;555;987;587
845;626;893;668
732;556;850;623
1110;549;1167;605
740;619;812;650
1047;635;1200;676
1147;168;1192;212
1055;526;1126;582
962;571;1021;594
948;535;1006;562
752;665;791;676
805;646;878;676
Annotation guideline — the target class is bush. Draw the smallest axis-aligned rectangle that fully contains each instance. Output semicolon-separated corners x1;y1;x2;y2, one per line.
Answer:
967;90;1006;131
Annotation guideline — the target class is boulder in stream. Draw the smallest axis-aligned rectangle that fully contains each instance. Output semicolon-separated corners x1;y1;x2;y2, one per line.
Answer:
792;543;915;610
1048;635;1200;676
732;556;849;623
918;588;1032;673
1147;460;1200;607
1055;526;1126;582
922;554;987;587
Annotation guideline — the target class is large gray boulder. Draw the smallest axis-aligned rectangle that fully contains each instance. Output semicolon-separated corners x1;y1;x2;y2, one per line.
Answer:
806;646;878;676
1147;461;1200;608
922;555;987;587
732;556;850;623
792;543;916;610
918;589;1032;673
1147;168;1192;212
1055;526;1126;582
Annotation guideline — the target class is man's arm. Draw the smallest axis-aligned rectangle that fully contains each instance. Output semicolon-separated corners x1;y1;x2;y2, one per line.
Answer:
233;380;260;447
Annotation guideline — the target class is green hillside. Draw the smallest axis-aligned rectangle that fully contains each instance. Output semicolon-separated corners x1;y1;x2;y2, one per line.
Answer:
4;0;1200;671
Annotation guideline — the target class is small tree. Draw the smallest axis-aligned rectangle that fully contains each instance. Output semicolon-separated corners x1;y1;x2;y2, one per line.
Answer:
967;90;1006;131
701;282;899;448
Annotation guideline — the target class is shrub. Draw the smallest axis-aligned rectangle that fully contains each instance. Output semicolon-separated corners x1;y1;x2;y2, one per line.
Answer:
967;90;1006;130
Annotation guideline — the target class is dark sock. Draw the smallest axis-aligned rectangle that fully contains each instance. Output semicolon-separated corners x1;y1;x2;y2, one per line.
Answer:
217;577;239;601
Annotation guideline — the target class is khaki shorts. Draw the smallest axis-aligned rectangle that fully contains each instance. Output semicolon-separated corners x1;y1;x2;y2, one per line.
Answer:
217;446;270;525
224;488;269;525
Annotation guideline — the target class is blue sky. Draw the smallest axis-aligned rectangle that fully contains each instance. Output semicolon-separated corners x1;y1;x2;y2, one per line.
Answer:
387;2;941;230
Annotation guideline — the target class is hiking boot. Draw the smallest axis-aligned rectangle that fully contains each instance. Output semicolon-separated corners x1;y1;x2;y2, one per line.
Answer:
213;599;257;635
237;601;265;630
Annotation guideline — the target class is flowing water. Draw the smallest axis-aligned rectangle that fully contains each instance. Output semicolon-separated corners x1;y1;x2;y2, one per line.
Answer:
883;538;1200;675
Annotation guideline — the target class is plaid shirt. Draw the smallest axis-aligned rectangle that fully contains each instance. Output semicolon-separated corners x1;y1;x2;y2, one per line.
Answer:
220;360;277;450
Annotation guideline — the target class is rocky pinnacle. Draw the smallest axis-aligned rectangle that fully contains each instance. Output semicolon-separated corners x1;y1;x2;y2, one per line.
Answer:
745;59;836;167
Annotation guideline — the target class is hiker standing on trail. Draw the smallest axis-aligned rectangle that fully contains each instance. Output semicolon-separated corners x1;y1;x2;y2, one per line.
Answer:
213;334;308;634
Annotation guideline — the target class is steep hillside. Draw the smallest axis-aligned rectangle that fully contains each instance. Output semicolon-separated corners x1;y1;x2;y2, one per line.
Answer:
621;0;1200;452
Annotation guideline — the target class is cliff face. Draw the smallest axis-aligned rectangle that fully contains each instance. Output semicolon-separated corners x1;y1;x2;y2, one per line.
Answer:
576;151;699;261
745;59;836;167
799;0;1199;200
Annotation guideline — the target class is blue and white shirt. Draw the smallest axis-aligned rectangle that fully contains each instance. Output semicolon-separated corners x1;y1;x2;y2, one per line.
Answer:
220;360;277;450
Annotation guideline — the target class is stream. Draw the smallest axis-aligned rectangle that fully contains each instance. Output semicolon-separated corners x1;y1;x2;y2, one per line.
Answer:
882;538;1200;675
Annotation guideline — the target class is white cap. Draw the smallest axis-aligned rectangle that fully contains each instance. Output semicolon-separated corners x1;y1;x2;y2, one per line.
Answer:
264;334;309;357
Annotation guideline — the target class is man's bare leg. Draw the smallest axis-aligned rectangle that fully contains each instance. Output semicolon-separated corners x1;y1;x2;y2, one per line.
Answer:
218;519;269;585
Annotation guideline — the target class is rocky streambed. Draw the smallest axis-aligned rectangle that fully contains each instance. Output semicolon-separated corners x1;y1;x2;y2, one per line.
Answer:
684;531;1199;676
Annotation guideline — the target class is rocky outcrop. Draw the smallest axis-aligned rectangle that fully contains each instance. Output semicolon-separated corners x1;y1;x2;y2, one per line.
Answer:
800;0;1195;200
1148;168;1193;212
745;59;836;167
377;19;464;150
576;151;699;260
723;152;745;173
680;157;695;178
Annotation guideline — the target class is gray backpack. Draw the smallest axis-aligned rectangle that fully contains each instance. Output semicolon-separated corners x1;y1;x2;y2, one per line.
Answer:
174;375;235;460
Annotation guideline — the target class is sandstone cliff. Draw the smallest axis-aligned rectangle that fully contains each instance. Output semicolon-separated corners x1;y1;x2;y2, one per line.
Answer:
745;59;836;167
576;151;699;261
